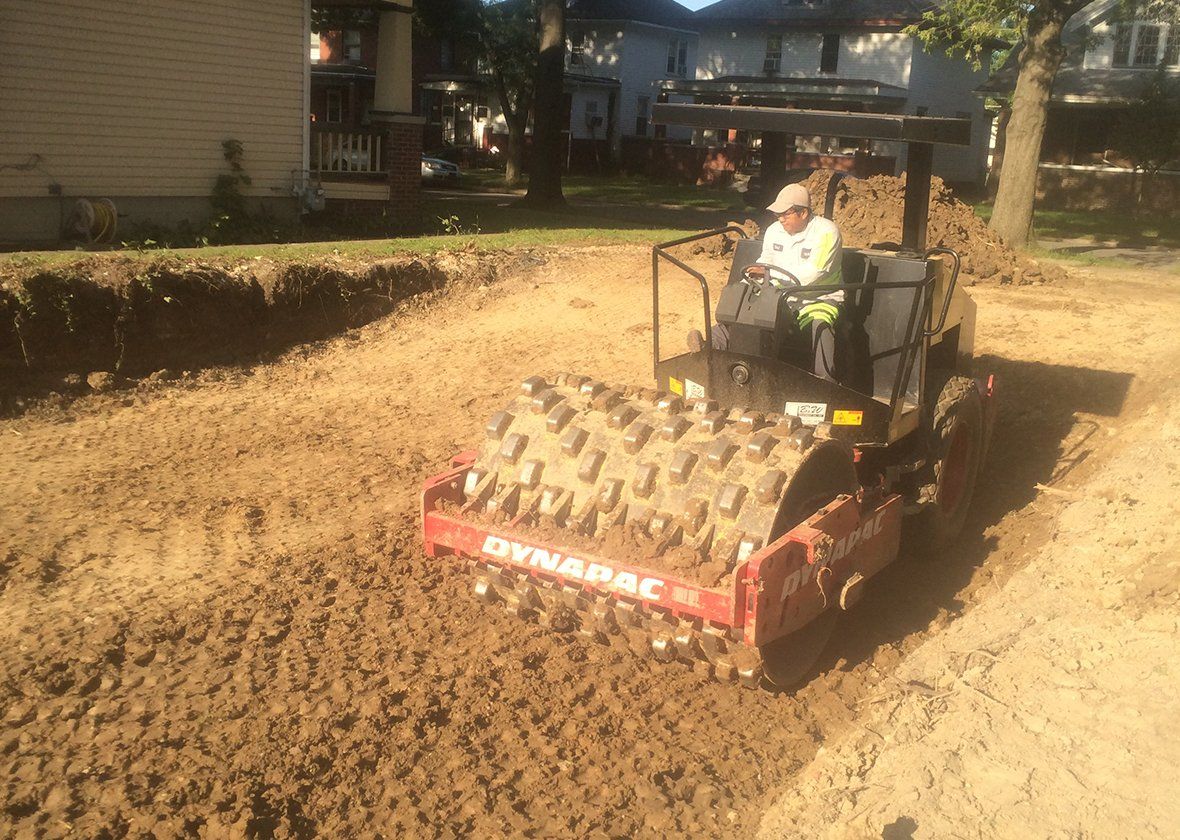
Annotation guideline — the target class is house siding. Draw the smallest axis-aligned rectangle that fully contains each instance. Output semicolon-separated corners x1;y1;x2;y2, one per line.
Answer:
696;26;913;88
905;42;991;183
0;0;307;241
616;21;696;142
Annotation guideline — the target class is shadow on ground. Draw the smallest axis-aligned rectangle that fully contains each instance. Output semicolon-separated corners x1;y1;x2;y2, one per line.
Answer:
812;355;1135;679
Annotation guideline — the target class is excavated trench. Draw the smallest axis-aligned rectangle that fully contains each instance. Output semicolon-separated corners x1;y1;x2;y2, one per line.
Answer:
0;244;1147;838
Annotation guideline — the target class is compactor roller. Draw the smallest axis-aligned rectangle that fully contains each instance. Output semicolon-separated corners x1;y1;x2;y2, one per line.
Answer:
422;105;997;688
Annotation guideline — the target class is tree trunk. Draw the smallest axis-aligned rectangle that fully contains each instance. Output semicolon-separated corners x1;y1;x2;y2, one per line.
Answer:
988;1;1074;248
504;111;527;187
520;0;565;208
986;105;1010;199
504;133;524;188
493;70;530;189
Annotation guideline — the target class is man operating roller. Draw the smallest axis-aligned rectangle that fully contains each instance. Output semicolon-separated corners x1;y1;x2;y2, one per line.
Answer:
695;182;843;380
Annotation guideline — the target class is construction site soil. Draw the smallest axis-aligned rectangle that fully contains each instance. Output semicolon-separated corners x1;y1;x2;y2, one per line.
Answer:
2;244;1178;838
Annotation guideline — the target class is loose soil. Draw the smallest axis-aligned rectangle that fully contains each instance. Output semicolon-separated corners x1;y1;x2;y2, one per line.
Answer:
1;246;1177;838
801;170;1066;286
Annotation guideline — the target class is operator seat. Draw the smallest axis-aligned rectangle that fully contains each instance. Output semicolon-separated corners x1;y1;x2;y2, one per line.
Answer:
721;240;876;396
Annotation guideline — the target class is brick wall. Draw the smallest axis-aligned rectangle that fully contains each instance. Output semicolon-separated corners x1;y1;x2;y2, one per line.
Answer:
386;120;423;227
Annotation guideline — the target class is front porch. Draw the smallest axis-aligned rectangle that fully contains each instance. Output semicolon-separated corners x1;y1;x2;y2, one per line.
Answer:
310;1;422;214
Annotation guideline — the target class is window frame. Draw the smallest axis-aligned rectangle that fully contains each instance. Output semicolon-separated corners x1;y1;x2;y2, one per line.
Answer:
343;29;362;63
667;37;688;77
1165;25;1180;66
764;34;783;74
1111;21;1179;68
1133;23;1162;66
820;33;840;73
326;89;344;124
570;28;586;67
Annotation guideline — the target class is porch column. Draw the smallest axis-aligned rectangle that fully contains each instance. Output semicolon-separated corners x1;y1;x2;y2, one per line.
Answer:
371;1;425;229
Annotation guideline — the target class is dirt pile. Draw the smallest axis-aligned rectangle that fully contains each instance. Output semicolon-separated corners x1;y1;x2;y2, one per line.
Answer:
804;171;1064;286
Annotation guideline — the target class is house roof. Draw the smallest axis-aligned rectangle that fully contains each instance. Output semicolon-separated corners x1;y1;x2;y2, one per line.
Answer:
567;0;695;27
692;0;933;26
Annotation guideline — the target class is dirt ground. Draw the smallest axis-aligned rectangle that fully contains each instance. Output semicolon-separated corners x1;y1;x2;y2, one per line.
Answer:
2;246;1178;838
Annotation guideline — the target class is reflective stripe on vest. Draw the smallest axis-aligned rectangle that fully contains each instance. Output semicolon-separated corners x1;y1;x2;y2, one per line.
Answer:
798;301;840;328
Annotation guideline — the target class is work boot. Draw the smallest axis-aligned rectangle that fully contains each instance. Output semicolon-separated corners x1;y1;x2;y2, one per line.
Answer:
687;329;705;353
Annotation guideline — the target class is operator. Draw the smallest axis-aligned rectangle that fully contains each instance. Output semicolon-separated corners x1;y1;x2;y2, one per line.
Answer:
749;182;843;379
693;183;843;380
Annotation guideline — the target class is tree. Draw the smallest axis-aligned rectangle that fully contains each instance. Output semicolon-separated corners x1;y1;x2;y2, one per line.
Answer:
910;0;1088;248
415;0;538;186
1115;69;1180;214
518;0;566;208
913;0;1180;248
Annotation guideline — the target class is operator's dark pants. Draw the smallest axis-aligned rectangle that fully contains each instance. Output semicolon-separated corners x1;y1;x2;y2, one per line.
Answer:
711;320;836;382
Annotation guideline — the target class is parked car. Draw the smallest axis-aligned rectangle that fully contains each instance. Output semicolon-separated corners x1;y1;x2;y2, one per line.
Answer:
421;156;460;186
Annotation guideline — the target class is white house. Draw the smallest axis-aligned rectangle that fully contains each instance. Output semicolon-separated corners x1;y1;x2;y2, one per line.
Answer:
566;0;700;149
671;0;995;185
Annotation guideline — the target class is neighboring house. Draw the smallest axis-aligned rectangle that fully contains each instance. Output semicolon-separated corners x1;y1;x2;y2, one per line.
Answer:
979;0;1180;210
442;0;698;171
564;0;699;151
309;4;421;209
417;35;490;154
0;0;419;247
0;0;307;245
671;0;995;185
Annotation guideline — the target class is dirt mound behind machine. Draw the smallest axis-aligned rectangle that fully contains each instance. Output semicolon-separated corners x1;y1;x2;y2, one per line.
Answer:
422;106;996;688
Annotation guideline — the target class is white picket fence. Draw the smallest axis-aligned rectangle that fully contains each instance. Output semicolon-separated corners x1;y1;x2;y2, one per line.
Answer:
311;128;384;175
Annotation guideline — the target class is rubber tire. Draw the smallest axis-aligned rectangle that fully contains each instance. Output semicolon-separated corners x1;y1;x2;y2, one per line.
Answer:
908;373;984;556
760;444;857;689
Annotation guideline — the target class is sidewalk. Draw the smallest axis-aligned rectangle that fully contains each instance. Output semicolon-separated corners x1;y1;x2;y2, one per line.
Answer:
1038;237;1180;271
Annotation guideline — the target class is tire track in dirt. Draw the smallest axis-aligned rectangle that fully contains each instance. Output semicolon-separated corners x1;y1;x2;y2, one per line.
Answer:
0;248;1165;837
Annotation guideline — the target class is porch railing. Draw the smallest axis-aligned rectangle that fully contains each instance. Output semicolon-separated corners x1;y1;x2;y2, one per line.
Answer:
311;127;385;175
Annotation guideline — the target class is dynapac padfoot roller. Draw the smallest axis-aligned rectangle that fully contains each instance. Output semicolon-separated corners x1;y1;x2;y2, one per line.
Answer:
422;106;997;688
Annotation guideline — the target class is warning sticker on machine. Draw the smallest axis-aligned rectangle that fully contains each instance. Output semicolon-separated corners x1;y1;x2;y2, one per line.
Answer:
684;378;706;399
784;402;827;426
669;377;684;396
832;410;864;426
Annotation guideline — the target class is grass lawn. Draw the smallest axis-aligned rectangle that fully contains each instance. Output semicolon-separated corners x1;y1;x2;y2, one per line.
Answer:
460;169;746;211
973;203;1180;249
0;197;692;270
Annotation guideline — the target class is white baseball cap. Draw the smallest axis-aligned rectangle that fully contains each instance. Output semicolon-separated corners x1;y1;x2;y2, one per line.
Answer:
767;183;811;214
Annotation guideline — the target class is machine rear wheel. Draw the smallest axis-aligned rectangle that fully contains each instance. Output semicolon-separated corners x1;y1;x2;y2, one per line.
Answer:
910;374;983;555
759;446;857;688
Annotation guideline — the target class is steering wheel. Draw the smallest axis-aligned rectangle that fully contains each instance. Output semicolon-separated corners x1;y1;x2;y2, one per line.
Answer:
741;262;801;290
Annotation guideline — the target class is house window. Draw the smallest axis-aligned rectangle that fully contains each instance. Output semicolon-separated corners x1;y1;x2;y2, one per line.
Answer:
636;95;650;136
1134;24;1161;65
326;89;343;123
1113;23;1133;66
667;38;688;76
1165;26;1180;66
344;29;362;62
570;29;586;66
764;35;782;73
309;31;321;62
820;33;840;73
441;40;454;71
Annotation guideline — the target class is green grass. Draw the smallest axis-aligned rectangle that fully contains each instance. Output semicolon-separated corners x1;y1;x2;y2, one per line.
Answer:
973;203;1180;248
0;198;688;269
460;169;745;211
